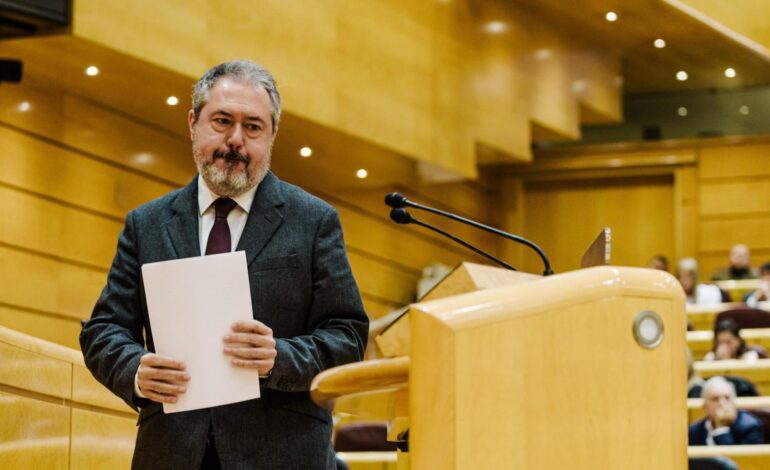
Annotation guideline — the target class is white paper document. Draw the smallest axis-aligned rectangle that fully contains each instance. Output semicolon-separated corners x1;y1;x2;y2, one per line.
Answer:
141;251;260;413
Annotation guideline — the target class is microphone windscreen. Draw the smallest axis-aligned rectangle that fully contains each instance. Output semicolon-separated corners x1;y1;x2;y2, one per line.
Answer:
385;192;407;208
389;208;412;224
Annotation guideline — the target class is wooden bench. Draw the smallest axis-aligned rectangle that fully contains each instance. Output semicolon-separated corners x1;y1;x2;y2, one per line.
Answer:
695;359;770;395
714;279;761;303
688;329;770;360
688;444;770;470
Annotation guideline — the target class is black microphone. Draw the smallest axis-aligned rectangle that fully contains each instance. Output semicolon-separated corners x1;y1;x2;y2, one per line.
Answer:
389;208;516;271
385;192;553;276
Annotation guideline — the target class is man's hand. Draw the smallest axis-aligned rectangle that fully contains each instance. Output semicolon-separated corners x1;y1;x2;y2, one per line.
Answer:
223;320;277;376
714;404;738;429
136;354;189;404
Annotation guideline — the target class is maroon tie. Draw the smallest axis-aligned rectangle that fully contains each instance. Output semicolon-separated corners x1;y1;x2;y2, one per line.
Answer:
205;198;238;255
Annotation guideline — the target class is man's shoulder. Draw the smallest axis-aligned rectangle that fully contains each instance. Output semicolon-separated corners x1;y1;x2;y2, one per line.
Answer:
272;174;335;215
735;410;762;429
130;181;194;219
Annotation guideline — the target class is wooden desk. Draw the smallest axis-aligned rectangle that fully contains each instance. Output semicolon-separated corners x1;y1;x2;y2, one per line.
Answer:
0;326;136;469
714;280;761;303
687;396;770;423
687;303;740;331
688;328;770;360
688;444;770;470
695;359;770;395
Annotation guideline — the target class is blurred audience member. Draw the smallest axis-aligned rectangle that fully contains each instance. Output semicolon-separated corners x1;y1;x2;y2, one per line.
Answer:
688;376;764;445
687;348;705;398
703;319;759;362
646;255;670;272
744;262;770;308
677;258;722;306
712;244;759;281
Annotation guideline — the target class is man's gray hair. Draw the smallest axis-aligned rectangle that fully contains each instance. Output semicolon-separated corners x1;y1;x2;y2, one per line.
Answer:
192;60;281;133
702;376;736;398
677;257;700;279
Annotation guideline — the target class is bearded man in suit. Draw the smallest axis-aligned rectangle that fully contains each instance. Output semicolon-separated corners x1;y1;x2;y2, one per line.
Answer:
80;60;369;469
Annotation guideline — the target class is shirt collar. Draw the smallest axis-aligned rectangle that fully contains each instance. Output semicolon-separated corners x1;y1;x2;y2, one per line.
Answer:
197;174;259;215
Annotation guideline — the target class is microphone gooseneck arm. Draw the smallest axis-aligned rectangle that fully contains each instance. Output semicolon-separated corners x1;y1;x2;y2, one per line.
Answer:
386;192;553;276
390;209;516;271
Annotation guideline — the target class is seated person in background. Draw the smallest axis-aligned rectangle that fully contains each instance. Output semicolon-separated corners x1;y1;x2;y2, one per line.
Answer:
744;261;770;308
677;258;723;306
687;347;705;398
703;319;759;362
712;244;759;281
688;376;764;446
646;254;670;272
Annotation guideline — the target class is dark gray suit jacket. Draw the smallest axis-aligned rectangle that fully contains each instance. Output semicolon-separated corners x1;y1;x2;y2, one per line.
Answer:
80;172;368;469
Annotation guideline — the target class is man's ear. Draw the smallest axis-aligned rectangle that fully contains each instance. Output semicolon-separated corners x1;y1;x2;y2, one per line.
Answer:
187;109;196;140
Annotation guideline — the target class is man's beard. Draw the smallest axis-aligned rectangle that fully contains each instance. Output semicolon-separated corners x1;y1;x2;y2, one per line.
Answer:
193;147;270;197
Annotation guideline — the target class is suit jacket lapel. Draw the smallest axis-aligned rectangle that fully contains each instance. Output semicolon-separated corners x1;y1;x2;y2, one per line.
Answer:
237;171;285;267
165;176;201;259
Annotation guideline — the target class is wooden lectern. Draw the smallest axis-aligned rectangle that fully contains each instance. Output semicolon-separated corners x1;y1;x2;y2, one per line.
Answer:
312;264;687;469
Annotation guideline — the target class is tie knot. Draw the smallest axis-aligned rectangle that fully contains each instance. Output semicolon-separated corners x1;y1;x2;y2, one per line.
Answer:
213;198;237;219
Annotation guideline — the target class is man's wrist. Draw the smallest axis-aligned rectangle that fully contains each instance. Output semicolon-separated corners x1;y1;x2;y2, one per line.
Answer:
134;372;147;399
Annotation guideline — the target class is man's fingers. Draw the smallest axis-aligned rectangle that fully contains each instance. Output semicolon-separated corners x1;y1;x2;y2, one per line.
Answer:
231;320;272;335
223;346;277;360
231;358;274;370
140;380;187;396
142;389;179;404
223;332;276;348
137;367;190;384
140;353;186;370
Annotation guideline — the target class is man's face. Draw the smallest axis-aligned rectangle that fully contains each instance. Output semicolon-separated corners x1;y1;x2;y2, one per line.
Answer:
189;77;275;197
678;270;696;296
703;382;736;424
729;245;751;270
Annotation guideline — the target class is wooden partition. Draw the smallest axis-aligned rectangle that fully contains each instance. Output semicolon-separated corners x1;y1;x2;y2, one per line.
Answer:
406;266;686;469
0;326;136;468
695;359;770;395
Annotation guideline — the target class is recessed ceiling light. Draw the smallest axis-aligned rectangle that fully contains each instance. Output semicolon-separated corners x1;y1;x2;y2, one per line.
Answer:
17;101;31;112
605;11;618;22
356;169;368;179
166;96;179;106
85;66;99;77
739;105;750;115
677;106;688;117
676;71;688;81
299;146;313;158
654;38;666;48
724;67;736;78
483;21;507;34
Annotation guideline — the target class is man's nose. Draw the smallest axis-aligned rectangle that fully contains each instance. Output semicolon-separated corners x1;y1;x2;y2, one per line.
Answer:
226;124;245;149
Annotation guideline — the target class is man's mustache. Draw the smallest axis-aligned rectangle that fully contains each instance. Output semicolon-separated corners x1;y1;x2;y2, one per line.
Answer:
213;150;249;164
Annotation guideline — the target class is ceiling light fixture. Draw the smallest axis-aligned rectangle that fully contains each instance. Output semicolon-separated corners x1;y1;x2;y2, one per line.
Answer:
676;71;688;81
356;169;368;179
724;67;736;78
166;96;179;106
605;12;618;22
654;39;666;48
85;65;99;77
677;106;688;117
299;146;313;158
483;21;507;34
739;105;750;115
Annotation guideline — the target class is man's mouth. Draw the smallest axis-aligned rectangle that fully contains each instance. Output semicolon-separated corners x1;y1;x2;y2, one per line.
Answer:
213;150;249;165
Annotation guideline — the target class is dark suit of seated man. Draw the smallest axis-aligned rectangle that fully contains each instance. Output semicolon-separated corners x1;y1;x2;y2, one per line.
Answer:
80;60;369;469
688;376;764;446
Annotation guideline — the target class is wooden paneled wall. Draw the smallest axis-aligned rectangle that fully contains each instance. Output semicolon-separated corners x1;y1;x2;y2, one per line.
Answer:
503;138;770;279
0;77;499;350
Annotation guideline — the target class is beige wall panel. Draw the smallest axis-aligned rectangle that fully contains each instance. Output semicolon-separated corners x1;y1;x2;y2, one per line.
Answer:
0;306;81;350
0;185;122;268
699;143;770;179
522;177;675;274
0;392;70;469
72;0;207;77
0;342;70;398
699;180;770;216
362;298;399;320
0;246;105;321
0;127;175;218
700;218;770;252
72;365;134;414
348;253;418;306
70;408;136;469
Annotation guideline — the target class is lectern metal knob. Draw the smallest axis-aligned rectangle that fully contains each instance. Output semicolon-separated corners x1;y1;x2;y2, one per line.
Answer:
633;310;664;349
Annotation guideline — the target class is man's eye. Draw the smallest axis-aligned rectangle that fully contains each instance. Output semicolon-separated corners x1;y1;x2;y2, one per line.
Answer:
246;124;261;132
213;118;230;125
